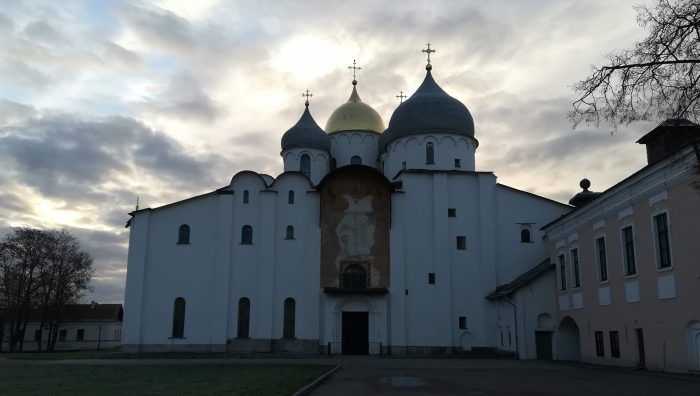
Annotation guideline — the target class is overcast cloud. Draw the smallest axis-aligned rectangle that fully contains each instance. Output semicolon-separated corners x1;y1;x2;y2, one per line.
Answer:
0;0;655;303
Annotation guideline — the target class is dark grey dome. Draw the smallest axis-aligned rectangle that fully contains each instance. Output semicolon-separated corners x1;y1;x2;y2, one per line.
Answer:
281;105;331;152
380;70;475;152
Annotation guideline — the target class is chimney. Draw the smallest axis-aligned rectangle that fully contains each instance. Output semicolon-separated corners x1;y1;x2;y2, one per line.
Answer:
636;118;700;165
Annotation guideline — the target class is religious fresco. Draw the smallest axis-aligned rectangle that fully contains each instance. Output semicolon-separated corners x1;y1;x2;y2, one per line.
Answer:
319;166;391;289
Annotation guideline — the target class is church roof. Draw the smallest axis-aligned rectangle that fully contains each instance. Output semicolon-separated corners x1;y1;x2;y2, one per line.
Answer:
325;83;385;134
486;259;553;300
380;69;475;152
281;104;331;152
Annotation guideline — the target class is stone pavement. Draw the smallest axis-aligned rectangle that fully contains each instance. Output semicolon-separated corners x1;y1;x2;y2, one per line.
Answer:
311;357;700;396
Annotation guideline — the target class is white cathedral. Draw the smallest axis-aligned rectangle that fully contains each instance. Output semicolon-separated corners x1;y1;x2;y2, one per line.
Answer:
122;54;572;358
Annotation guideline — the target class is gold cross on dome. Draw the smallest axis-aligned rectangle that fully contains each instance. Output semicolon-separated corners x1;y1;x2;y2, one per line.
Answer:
302;89;313;106
422;43;436;65
396;91;407;103
348;59;362;82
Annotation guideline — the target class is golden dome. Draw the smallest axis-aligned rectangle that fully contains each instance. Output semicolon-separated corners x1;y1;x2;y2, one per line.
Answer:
325;84;385;134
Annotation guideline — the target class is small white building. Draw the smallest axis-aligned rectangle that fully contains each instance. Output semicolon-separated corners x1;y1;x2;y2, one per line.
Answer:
122;59;572;357
2;303;123;352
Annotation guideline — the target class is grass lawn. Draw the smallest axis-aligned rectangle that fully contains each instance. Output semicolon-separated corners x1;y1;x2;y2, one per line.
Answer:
0;363;333;395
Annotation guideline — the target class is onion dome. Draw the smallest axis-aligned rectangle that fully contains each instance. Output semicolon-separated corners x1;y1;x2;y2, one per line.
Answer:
281;103;331;152
380;69;475;152
325;82;385;134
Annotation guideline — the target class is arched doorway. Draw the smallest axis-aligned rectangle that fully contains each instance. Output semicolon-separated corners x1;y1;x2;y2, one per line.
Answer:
460;332;475;351
687;321;700;370
536;313;554;360
556;316;580;361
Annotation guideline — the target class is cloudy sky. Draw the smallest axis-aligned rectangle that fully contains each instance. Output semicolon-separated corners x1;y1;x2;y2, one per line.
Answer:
0;0;656;303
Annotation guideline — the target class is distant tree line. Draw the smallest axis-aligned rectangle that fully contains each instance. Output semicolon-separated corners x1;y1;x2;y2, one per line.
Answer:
0;227;93;352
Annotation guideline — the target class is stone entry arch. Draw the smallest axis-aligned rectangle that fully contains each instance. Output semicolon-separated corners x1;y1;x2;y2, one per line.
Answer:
556;316;580;361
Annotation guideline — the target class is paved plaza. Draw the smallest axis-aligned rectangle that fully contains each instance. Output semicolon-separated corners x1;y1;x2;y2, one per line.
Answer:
311;357;700;396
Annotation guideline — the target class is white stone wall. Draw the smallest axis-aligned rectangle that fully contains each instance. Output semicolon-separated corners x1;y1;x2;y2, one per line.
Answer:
329;131;380;169
281;148;329;185
383;133;477;178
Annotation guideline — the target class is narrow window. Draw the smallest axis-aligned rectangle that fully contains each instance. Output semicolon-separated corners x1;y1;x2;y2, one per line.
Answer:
172;297;185;338
34;329;41;341
300;154;310;177
558;254;567;291
508;329;512;346
610;331;620;358
448;208;456;217
178;224;190;244
454;158;461;168
243;190;249;204
59;329;67;341
428;273;436;284
622;226;636;276
654;213;671;268
402;161;407;169
288;190;294;204
283;298;295;339
500;330;504;346
329;158;337;170
237;297;250;338
456;236;466;250
285;225;294;239
571;248;581;288
241;225;253;245
342;264;367;290
520;229;531;243
76;329;85;341
596;237;608;282
595;331;605;357
426;142;435;164
458;316;467;330
351;155;362;165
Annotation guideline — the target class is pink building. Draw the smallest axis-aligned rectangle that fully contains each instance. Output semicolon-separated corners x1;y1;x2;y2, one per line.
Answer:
542;119;700;373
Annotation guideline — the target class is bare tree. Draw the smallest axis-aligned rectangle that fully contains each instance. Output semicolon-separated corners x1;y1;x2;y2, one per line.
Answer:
570;0;699;128
0;228;93;352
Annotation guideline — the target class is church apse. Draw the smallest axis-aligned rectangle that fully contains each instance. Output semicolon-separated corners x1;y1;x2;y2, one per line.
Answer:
319;166;391;292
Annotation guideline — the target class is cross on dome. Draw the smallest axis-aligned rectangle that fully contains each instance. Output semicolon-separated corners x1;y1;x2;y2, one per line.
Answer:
348;59;362;85
302;89;313;106
396;91;407;103
422;43;436;70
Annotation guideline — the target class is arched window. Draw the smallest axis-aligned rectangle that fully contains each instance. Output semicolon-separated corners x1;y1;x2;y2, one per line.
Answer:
172;297;185;338
237;297;250;338
283;298;295;339
288;190;294;204
521;229;531;243
329;157;337;170
241;225;253;244
300;154;310;177
426;142;435;164
285;226;294;239
243;190;249;204
351;155;362;165
177;224;190;244
342;264;367;291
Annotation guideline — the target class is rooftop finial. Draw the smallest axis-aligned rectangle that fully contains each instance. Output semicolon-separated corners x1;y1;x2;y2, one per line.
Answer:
422;43;435;71
396;91;407;103
302;89;313;107
348;59;362;85
135;195;139;211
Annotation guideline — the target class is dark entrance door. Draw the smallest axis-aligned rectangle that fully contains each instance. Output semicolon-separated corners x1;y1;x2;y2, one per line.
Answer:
535;331;553;360
635;328;646;368
342;311;368;355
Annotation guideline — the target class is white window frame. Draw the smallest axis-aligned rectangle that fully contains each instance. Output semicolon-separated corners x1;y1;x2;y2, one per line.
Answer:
570;247;581;289
594;235;608;284
557;252;567;292
651;210;674;271
619;224;638;278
